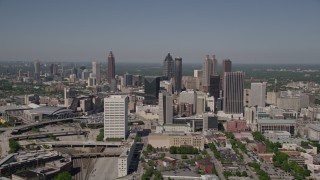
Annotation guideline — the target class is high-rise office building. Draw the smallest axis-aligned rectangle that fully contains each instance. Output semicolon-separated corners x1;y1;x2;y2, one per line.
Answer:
144;76;160;105
34;60;40;80
107;51;115;84
250;82;267;107
223;72;244;114
159;91;173;125
212;55;218;76
124;73;133;87
202;55;218;92
104;95;128;140
163;53;174;80
92;61;101;84
174;57;182;93
209;75;220;103
50;64;58;75
222;59;232;90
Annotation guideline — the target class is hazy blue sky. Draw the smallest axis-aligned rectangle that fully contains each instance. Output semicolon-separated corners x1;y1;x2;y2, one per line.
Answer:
0;0;319;64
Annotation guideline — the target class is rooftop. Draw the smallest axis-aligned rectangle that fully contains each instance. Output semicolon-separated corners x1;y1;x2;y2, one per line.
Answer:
0;105;31;113
162;168;200;178
307;124;320;132
257;119;296;124
27;106;73;115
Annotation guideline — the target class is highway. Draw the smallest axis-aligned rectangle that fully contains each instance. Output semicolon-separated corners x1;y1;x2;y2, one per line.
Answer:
10;131;89;140
71;152;121;158
0;117;80;133
37;140;123;147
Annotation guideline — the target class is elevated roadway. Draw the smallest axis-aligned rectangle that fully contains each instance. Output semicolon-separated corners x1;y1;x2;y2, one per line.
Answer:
71;152;121;158
0;117;82;133
37;140;123;147
10;131;89;140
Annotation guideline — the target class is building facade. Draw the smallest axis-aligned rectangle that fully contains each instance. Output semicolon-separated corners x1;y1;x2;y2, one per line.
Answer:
92;61;101;84
250;82;267;107
144;76;160;105
107;51;115;84
159;91;173;125
104;95;128;140
223;72;244;114
174;57;182;93
163;53;174;80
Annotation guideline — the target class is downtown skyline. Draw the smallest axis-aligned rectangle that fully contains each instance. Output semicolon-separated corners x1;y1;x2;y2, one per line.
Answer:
0;0;319;64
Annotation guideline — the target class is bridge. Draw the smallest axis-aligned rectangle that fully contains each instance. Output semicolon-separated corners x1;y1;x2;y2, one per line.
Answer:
10;131;89;140
0;117;84;134
71;152;122;158
37;140;123;147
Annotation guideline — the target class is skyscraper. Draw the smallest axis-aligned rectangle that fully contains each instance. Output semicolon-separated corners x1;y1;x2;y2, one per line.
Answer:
174;57;182;93
223;72;244;114
250;82;267;107
34;60;40;80
209;75;220;103
222;59;232;90
163;53;174;80
212;54;218;76
144;76;160;105
104;95;128;140
159;91;173;125
50;64;58;75
124;73;133;87
202;55;218;92
107;51;115;84
92;61;101;84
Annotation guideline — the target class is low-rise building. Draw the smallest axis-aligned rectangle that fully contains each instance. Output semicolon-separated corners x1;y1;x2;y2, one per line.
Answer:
148;134;204;150
257;119;296;136
307;124;320;141
226;120;247;133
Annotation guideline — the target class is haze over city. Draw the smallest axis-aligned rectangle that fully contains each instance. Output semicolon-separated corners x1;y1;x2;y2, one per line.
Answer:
1;1;320;180
0;0;319;63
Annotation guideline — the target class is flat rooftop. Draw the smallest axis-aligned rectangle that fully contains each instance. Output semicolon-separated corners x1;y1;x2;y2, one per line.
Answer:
257;119;296;124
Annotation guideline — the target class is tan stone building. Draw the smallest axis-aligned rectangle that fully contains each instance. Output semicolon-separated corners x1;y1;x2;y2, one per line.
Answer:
148;134;204;150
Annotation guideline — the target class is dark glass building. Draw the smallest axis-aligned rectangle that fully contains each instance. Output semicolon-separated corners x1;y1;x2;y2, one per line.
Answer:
174;57;182;93
163;53;174;80
209;75;220;101
144;76;160;105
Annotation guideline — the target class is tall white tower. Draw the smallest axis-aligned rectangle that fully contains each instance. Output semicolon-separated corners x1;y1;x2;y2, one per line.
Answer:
159;91;173;125
250;82;267;107
104;95;128;140
92;61;101;84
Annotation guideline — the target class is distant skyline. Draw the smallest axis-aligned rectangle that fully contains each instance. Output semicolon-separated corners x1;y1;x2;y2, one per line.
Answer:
0;0;319;64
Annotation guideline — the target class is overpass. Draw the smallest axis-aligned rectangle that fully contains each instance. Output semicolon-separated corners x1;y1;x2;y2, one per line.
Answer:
10;131;89;140
11;118;80;134
38;140;123;147
71;152;122;158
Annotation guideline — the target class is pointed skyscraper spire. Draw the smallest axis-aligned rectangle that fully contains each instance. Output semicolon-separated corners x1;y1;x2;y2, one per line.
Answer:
107;51;115;84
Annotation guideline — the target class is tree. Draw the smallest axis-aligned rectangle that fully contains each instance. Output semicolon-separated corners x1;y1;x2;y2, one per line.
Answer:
235;171;241;176
211;169;217;175
223;171;232;178
9;139;20;153
54;172;72;180
96;129;104;141
147;144;154;153
181;154;188;159
242;171;248;177
80;122;86;129
160;153;165;159
218;122;225;131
